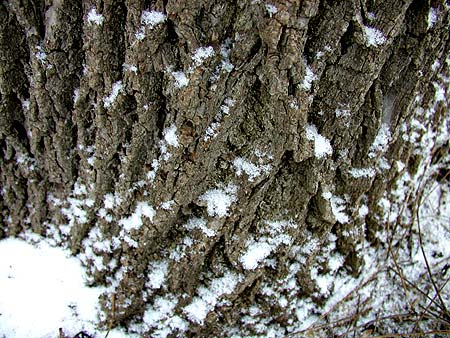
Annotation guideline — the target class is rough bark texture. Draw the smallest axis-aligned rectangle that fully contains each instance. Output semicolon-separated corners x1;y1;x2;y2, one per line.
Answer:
1;0;449;336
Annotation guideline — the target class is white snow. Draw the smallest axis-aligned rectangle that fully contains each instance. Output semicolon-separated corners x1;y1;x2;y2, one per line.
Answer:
143;295;178;327
192;46;215;66
348;167;376;178
103;81;123;109
431;59;441;72
146;260;169;290
160;200;175;210
21;99;30;110
119;201;155;231
330;196;349;224
240;241;274;270
171;71;189;88
146;159;160;182
103;193;120;209
135;28;146;41
134;11;166;41
87;7;104;26
141;10;166;27
323;192;350;224
233;157;271;182
358;204;369;217
204;122;221;141
163;125;179;147
299;62;317;91
184;271;242;324
123;63;138;73
184;217;215;237
219;41;234;73
305;124;333;159
335;109;351;118
368;123;391;158
367;12;376;21
0;237;132;338
433;82;446;102
61;195;93;227
240;220;297;270
265;4;278;17
73;88;80;104
35;46;47;62
199;184;237;217
203;98;235;141
362;25;386;47
427;7;438;29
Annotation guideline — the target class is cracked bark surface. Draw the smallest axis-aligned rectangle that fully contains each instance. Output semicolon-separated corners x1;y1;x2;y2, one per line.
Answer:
1;0;449;336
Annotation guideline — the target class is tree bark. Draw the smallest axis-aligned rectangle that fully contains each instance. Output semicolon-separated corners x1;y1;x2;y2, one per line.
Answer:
1;0;449;336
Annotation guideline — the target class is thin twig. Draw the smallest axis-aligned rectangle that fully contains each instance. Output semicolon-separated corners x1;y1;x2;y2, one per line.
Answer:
370;329;450;338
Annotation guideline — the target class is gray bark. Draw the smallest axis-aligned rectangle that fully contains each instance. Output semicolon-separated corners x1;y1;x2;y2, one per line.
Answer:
1;0;449;336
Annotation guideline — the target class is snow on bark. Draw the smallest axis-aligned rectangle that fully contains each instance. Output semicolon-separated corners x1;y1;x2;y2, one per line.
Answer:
87;7;104;26
199;184;237;218
305;124;333;159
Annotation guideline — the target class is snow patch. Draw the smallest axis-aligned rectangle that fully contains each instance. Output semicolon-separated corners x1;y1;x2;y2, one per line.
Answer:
299;61;317;91
184;217;215;237
119;201;155;232
35;45;47;63
335;109;351;118
348;167;376;178
233;157;271;182
135;10;166;41
103;81;123;109
305;124;333;159
199;184;237;218
87;7;104;26
160;200;175;210
146;260;169;290
171;71;189;88
323;193;350;224
123;63;138;73
427;7;438;29
192;46;215;66
163;125;179;147
363;25;386;47
184;271;242;324
0;237;136;338
203;98;236;141
240;220;298;270
368;123;391;158
265;4;278;17
433;82;446;102
240;241;274;270
141;10;166;27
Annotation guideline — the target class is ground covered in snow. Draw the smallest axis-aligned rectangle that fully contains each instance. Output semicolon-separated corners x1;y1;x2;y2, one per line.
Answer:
0;174;448;337
0;237;135;338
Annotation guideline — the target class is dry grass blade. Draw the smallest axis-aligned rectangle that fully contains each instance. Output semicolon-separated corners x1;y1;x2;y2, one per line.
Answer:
416;189;450;320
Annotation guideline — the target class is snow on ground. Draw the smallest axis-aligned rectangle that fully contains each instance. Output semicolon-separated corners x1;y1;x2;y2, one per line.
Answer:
0;237;133;338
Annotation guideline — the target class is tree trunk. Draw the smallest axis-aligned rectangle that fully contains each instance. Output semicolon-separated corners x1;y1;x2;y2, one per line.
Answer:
1;0;449;336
